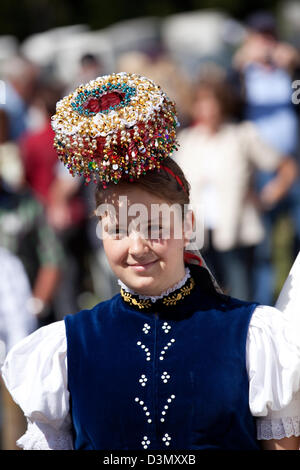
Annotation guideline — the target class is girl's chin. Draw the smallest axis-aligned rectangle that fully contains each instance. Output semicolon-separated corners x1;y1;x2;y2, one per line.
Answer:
123;276;161;296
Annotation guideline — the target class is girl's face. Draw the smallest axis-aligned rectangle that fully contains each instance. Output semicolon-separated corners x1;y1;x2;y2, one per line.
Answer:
100;186;191;296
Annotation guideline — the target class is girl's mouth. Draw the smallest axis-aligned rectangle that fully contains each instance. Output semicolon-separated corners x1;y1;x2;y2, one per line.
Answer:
128;260;158;271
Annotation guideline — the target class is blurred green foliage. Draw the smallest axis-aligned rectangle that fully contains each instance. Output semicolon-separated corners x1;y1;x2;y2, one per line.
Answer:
0;0;280;41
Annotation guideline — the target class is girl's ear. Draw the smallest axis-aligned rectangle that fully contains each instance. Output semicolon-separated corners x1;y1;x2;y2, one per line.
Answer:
183;210;195;247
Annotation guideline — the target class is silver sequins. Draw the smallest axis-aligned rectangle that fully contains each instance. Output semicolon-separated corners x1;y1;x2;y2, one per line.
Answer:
162;433;171;446
139;374;148;387
159;338;175;360
141;436;151;449
135;397;152;423
143;323;151;334
160;395;175;422
161;371;170;383
162;322;171;333
137;341;151;361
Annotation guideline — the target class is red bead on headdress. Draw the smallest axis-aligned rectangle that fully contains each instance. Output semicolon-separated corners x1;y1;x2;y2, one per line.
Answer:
51;72;180;187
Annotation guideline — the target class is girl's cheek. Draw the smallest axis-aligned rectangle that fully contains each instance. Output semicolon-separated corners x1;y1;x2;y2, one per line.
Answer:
111;241;129;264
103;239;120;260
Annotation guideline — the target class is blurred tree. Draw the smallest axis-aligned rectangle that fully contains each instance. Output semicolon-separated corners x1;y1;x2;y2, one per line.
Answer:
0;0;281;41
191;0;280;19
0;0;71;40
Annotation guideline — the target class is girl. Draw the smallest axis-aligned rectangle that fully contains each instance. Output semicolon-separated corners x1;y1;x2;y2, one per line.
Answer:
1;72;300;450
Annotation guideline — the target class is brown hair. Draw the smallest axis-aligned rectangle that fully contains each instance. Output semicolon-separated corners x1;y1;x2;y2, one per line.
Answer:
193;76;240;120
95;156;190;211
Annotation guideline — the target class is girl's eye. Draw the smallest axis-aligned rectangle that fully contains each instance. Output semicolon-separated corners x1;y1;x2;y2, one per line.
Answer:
107;227;127;239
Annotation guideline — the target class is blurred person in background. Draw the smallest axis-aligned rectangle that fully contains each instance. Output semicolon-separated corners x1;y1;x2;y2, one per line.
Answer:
65;53;104;95
175;73;297;301
0;94;64;327
19;81;65;208
0;177;64;328
0;246;37;450
0;55;39;142
232;10;300;304
0;111;39;448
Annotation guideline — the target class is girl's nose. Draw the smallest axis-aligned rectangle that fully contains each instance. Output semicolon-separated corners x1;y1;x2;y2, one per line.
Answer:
128;233;149;256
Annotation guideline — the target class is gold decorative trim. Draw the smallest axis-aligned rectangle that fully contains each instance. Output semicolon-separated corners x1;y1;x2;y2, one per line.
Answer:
120;290;152;309
120;277;195;310
162;278;195;306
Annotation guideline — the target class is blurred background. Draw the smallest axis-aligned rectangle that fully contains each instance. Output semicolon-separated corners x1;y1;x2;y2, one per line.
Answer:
0;0;300;449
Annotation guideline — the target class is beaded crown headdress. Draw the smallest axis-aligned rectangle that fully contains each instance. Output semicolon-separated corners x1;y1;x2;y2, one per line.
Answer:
51;72;179;188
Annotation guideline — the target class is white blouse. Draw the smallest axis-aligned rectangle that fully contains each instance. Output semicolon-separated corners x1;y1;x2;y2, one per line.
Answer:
2;282;300;449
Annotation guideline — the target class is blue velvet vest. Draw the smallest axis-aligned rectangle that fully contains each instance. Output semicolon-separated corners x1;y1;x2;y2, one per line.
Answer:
64;266;260;450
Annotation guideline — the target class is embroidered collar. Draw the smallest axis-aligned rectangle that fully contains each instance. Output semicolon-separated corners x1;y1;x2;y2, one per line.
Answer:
118;267;191;302
119;268;196;310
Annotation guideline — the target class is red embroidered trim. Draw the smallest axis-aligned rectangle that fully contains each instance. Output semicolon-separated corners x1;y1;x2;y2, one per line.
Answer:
160;165;187;193
184;252;203;266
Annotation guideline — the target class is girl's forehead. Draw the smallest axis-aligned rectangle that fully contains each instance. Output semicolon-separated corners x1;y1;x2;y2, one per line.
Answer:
98;188;183;226
97;186;186;231
102;186;168;207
